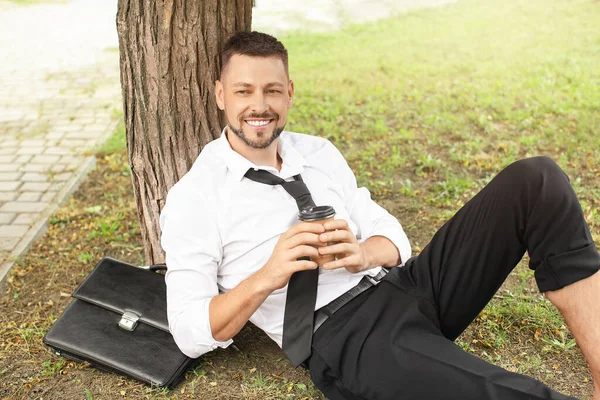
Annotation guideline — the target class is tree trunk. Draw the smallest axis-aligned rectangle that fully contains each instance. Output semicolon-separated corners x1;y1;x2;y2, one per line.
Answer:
116;0;253;264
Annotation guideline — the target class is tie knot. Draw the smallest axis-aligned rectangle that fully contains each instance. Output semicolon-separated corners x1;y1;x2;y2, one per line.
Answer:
244;168;316;210
244;168;285;185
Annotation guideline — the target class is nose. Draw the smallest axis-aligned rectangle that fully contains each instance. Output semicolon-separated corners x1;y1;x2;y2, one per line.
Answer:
250;92;268;114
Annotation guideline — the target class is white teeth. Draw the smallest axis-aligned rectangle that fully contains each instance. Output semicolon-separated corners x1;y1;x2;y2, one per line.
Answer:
246;120;270;127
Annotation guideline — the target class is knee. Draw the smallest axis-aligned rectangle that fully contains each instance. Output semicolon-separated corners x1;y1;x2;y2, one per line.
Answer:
505;156;567;185
512;156;562;174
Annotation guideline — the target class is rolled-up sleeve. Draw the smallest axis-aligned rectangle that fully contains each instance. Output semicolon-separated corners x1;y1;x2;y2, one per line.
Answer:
160;184;232;358
328;143;412;265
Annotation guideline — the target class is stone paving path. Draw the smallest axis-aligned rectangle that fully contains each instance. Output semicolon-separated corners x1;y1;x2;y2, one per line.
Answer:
0;0;454;282
0;0;121;280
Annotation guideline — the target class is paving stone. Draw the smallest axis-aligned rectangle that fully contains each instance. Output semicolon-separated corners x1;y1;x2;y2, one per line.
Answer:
59;155;84;165
19;182;51;192
45;147;70;156
15;155;32;163
3;139;19;147
21;172;49;182
61;124;84;132
50;164;69;173
0;213;16;224
0;181;21;191
0;237;20;252
52;172;73;182
0;202;48;213
0;147;18;155
12;213;36;225
17;147;43;155
48;182;63;192
46;131;65;140
65;131;101;140
0;224;29;238
40;191;57;203
17;192;42;202
30;155;60;165
60;139;87;149
76;117;97;124
0;172;23;181
21;164;49;173
0;192;18;201
20;139;45;147
0;163;21;172
0;155;15;163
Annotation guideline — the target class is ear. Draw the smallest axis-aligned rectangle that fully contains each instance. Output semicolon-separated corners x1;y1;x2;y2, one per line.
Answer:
287;79;295;109
215;80;225;110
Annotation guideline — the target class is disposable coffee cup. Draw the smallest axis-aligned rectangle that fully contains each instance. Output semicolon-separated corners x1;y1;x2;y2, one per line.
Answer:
298;206;336;267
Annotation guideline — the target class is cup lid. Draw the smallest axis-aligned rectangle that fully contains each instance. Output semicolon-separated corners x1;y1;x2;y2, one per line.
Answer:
298;205;336;221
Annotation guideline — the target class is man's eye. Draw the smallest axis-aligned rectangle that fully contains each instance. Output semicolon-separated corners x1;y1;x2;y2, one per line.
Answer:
236;90;248;95
268;90;282;94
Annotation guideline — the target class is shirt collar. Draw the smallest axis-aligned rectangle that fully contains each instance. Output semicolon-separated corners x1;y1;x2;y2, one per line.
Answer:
216;128;309;182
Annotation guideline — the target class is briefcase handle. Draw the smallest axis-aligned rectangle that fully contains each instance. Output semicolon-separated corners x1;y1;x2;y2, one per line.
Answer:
138;264;167;272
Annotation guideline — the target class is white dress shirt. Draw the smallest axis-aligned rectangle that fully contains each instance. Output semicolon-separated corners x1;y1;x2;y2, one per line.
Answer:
160;130;412;358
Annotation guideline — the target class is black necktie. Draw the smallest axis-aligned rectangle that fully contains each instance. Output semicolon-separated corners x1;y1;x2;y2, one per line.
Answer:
245;168;318;367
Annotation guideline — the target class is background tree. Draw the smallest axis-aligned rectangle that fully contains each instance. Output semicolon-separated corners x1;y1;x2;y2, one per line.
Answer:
116;0;253;264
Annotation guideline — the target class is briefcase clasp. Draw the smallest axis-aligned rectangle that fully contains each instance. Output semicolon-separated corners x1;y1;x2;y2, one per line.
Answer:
119;311;140;331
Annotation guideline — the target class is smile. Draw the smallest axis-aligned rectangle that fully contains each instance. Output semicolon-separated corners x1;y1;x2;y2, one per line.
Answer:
245;119;273;128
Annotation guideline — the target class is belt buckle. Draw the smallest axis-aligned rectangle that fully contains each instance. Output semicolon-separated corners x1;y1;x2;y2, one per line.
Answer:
364;274;378;286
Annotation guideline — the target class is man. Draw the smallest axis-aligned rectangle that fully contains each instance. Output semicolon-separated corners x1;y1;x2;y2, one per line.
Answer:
160;31;600;399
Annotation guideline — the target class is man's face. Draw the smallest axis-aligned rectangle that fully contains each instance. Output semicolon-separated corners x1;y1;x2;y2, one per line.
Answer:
216;54;294;149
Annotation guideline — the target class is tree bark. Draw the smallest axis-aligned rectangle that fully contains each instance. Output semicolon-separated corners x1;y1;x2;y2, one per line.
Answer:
116;0;253;264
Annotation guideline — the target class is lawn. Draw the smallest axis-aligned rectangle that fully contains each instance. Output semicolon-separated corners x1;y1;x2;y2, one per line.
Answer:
0;0;599;398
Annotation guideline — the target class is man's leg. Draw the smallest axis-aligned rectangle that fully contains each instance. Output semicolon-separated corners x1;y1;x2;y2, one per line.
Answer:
410;156;599;342
546;273;600;398
407;156;599;394
309;156;599;399
309;278;575;399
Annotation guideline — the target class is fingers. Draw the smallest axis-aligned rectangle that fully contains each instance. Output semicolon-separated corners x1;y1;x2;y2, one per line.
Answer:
281;221;325;240
286;231;324;250
322;253;362;271
319;229;355;244
318;242;353;256
290;244;321;260
291;258;319;272
323;218;349;231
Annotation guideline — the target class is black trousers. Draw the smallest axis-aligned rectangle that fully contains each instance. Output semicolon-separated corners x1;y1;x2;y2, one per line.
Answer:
307;157;600;400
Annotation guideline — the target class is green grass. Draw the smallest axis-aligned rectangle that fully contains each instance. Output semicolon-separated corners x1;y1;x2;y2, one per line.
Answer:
41;360;64;377
280;0;600;249
283;0;600;200
97;118;127;155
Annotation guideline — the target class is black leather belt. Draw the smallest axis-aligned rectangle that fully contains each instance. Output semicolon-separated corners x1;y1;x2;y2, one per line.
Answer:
313;268;389;334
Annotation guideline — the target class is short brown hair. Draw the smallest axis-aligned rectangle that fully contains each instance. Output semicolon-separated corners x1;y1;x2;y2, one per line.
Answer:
221;31;288;77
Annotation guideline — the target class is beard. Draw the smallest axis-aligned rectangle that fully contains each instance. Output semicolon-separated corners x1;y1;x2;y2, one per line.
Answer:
227;111;285;149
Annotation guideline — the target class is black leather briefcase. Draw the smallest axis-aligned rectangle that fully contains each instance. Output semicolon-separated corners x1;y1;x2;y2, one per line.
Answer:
43;257;193;387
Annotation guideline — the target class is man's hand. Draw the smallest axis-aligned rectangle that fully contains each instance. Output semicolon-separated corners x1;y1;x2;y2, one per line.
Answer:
317;219;369;273
256;222;326;291
210;222;324;342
